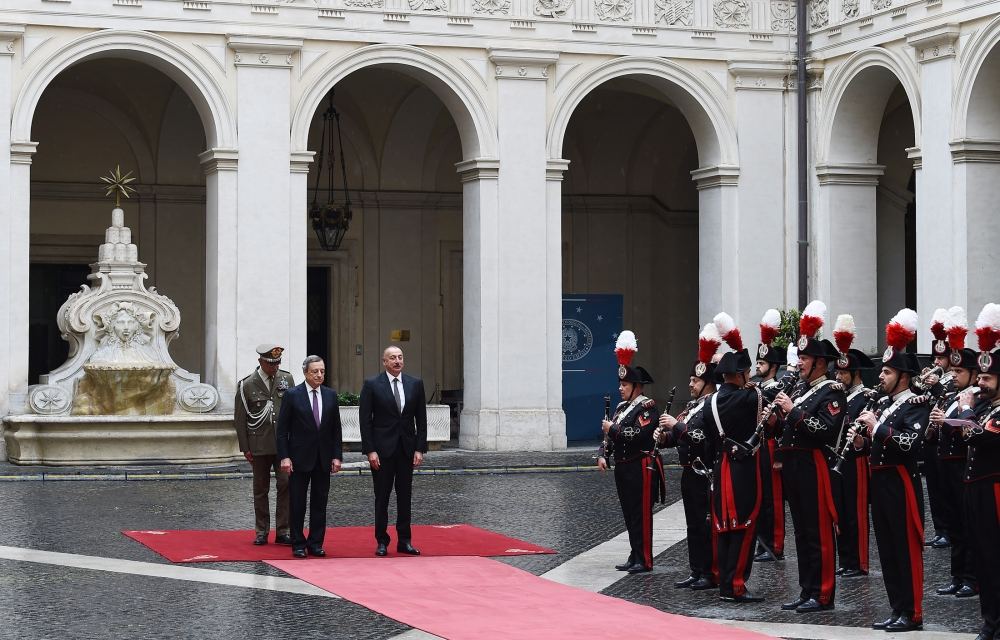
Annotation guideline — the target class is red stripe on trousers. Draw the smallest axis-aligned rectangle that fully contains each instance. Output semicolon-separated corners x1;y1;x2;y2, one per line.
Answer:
856;456;870;572
721;453;737;527
895;465;924;623
995;484;1000;527
813;449;837;604
768;439;784;555
641;457;653;568
731;452;763;597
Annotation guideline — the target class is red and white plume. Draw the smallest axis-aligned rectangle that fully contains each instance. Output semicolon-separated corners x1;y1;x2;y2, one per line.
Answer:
833;314;856;355
945;306;968;351
799;300;827;339
759;309;781;346
885;308;918;351
974;303;1000;352
930;308;949;342
615;330;638;366
699;323;722;365
714;312;743;352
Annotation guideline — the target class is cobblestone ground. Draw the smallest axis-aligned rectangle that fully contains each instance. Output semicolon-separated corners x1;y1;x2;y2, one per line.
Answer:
0;460;982;638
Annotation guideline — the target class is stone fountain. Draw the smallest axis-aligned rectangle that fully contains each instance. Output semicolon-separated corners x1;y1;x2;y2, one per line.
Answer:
3;172;239;465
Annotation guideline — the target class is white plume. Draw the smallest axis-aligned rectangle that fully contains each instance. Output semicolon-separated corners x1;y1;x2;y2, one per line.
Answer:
699;322;721;341
890;308;918;332
760;308;781;328
975;303;1000;331
802;299;827;321
945;306;967;331
615;330;637;352
713;312;737;336
834;314;856;334
932;307;949;326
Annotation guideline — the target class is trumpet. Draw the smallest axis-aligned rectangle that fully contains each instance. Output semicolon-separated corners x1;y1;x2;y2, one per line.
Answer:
830;384;883;475
726;372;797;459
914;366;945;393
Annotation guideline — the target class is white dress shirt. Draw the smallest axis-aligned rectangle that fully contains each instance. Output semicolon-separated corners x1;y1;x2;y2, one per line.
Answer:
386;371;405;409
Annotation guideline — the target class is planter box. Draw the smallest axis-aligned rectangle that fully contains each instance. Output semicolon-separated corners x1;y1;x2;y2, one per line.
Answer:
339;404;450;443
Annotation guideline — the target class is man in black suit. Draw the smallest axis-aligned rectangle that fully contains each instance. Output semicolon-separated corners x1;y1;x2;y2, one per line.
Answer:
277;355;343;558
359;345;428;556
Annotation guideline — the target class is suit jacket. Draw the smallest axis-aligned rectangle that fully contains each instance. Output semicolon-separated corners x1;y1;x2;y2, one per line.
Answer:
275;382;343;472
359;372;428;459
233;368;295;455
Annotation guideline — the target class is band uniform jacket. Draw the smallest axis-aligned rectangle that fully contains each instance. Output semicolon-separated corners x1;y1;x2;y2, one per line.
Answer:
838;385;876;461
359;373;428;460
777;378;847;454
867;390;930;472
234;368;295;456
607;397;661;464
666;397;716;468
275;383;344;472
702;383;763;532
958;398;1000;483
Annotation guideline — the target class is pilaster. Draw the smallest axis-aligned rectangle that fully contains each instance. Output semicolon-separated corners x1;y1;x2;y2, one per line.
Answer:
692;164;740;326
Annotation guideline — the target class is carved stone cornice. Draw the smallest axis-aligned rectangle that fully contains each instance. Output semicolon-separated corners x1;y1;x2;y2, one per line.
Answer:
815;162;884;185
690;164;740;189
906;146;922;170
198;148;239;174
0;24;25;56
950;139;1000;164
456;158;500;182
290;150;316;174
906;23;959;63
546;158;571;181
488;49;558;81
227;35;303;68
728;59;793;91
10;141;38;165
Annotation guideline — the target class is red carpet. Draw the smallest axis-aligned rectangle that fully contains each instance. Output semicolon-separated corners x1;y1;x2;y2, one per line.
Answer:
268;556;777;640
123;524;554;563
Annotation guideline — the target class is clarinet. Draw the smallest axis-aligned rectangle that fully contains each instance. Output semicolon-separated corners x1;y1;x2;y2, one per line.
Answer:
726;372;797;459
647;386;677;470
830;384;883;475
597;394;613;466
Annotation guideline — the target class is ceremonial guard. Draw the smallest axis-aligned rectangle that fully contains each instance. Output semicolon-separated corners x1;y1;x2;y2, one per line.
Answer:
923;308;955;549
701;313;764;603
928;307;979;598
598;330;665;574
753;308;788;563
830;314;877;578
657;323;720;590
955;303;1000;640
233;344;296;546
853;308;930;632
773;301;845;614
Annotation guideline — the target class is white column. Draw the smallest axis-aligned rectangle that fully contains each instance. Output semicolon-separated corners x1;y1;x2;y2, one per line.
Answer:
289;150;313;373
907;24;961;343
813;164;884;352
0;25;23;417
546;158;570;450
691;165;740;326
199;148;239;409
951;140;1000;316
226;36;303;379
728;60;792;325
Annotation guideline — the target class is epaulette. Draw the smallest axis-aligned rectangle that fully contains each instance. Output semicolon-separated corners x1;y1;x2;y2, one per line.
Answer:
278;369;292;376
642;398;656;409
907;394;929;405
238;373;252;384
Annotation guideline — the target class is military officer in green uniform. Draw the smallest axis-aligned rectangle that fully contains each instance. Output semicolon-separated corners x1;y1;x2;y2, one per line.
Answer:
234;344;296;545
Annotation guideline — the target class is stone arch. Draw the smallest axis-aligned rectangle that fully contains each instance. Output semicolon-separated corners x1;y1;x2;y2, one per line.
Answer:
12;29;235;149
954;13;1000;140
290;44;497;160
546;56;738;167
818;48;921;164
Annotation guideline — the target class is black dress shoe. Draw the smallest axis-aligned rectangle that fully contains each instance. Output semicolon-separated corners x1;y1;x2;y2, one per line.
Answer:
274;533;293;545
873;614;900;630
615;555;635;571
885;614;921;632
841;568;868;578
796;598;834;613
375;543;388;557
955;584;979;598
674;575;699;588
936;581;960;595
253;533;268;545
931;534;951;549
626;562;651;574
727;592;764;603
397;542;421;556
690;577;716;590
307;546;326;557
754;550;776;562
973;626;997;640
292;548;307;558
835;567;846;576
781;597;807;611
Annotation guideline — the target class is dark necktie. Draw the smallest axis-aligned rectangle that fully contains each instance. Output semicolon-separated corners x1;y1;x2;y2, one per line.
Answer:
312;389;321;428
392;378;402;413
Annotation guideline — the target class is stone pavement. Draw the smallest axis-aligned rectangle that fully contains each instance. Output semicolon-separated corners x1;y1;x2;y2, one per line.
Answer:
0;449;985;639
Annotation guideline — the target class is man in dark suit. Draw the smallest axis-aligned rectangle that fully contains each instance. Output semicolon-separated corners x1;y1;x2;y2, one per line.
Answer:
276;355;343;559
359;345;428;556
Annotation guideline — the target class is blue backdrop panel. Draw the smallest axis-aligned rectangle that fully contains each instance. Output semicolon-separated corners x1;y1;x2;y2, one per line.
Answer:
562;294;623;442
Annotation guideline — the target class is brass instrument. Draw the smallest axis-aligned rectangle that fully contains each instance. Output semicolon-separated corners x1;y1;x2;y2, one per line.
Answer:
830;384;883;475
726;372;797;459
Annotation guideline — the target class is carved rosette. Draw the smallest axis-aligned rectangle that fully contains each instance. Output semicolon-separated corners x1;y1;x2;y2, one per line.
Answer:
28;385;72;415
178;383;221;413
596;0;633;21
473;0;511;13
714;0;749;29
534;0;574;17
771;0;795;31
872;0;891;10
841;0;859;18
808;0;828;28
408;0;447;9
654;0;693;26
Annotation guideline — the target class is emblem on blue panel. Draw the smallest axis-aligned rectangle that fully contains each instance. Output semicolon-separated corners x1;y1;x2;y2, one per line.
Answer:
562;318;594;362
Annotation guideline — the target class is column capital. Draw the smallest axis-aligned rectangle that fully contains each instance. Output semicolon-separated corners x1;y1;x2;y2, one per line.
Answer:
488;49;558;81
199;148;239;174
545;158;570;181
455;158;500;182
950;138;1000;164
690;164;740;190
290;150;315;174
728;59;793;92
906;146;922;170
10;141;38;165
227;35;303;68
815;162;885;185
0;24;25;56
907;23;960;64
